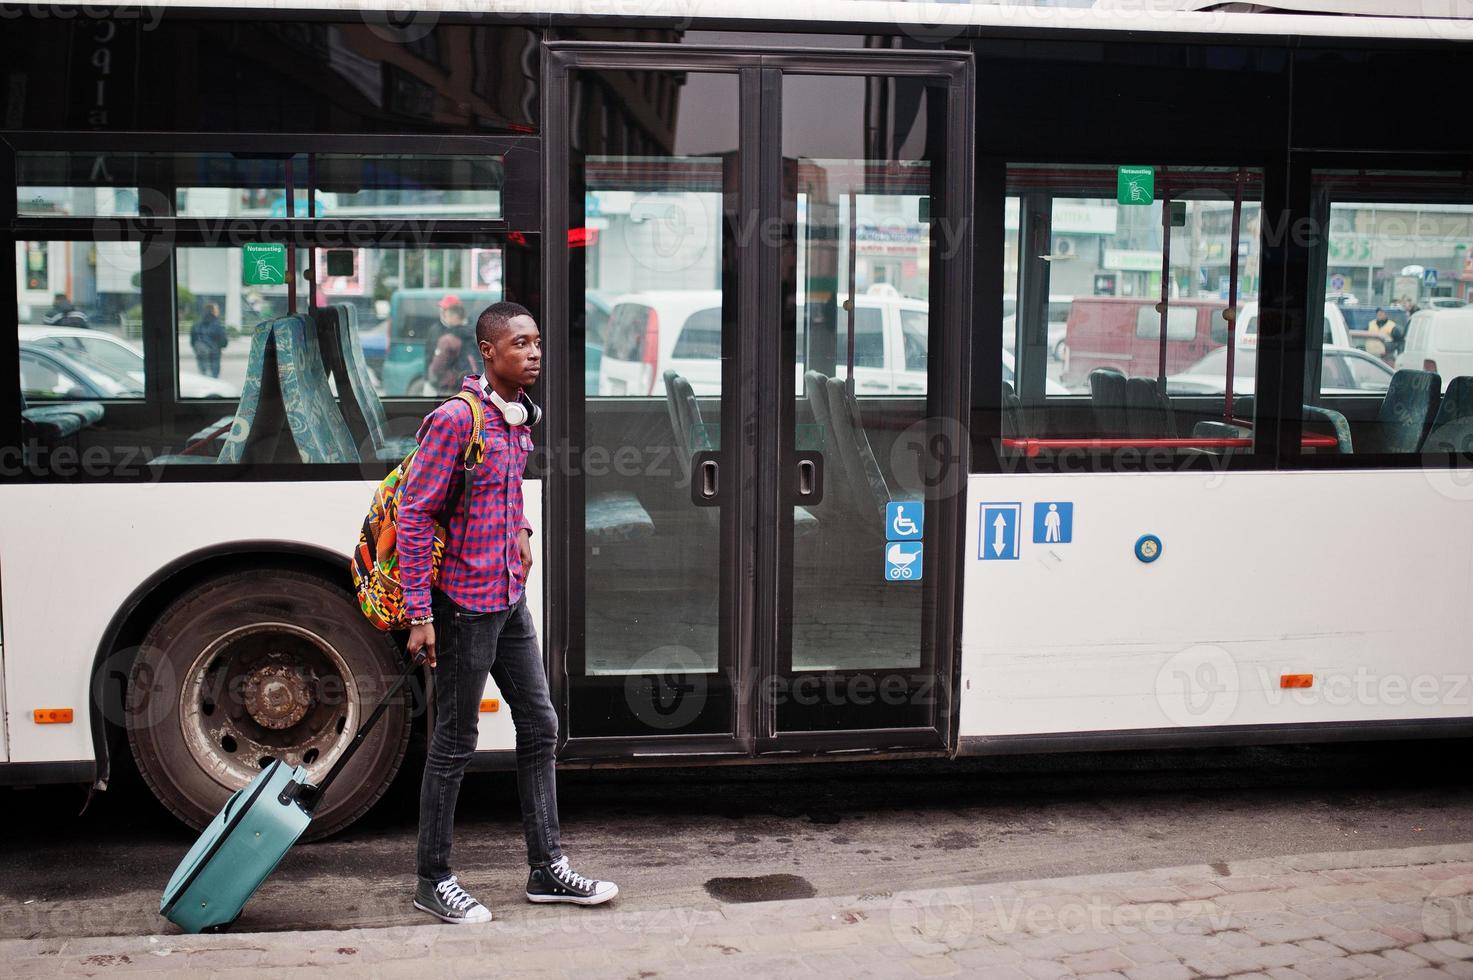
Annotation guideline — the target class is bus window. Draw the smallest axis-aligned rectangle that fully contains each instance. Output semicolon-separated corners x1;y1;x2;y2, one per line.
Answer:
1305;170;1473;459
16;152;142;218
16;240;145;404
176;245;504;402
314;154;504;221
1000;165;1266;465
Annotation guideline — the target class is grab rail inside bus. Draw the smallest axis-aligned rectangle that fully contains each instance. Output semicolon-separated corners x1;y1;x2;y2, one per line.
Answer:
1002;434;1339;458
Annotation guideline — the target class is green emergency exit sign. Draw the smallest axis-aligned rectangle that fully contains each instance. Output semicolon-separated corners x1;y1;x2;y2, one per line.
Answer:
242;242;287;286
1117;166;1155;206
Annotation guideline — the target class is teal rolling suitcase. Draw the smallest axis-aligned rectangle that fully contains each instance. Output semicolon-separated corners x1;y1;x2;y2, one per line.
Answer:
160;654;423;933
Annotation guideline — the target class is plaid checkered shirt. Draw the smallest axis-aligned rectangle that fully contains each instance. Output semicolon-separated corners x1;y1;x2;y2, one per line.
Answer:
398;375;533;620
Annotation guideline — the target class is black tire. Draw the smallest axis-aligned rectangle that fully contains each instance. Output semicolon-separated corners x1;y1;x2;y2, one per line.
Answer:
126;569;411;841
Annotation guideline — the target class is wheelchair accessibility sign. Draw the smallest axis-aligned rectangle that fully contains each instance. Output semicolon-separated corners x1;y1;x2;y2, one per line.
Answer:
884;501;923;580
886;501;922;540
886;541;923;581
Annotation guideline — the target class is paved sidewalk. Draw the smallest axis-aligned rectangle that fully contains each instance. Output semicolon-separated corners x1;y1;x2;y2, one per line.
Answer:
7;843;1473;978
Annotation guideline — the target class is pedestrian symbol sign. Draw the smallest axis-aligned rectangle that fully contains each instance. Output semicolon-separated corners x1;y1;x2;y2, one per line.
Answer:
886;501;922;541
1033;502;1073;543
979;503;1021;561
1117;166;1154;206
242;243;287;286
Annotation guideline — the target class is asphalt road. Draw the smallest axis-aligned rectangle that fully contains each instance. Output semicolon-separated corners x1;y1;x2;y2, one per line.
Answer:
3;739;1471;941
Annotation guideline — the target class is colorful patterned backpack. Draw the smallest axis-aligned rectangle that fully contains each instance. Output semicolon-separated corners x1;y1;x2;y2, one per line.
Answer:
351;391;486;631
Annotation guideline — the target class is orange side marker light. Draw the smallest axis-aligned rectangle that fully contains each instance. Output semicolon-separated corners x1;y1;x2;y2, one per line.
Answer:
34;708;74;724
479;699;500;713
1279;674;1313;689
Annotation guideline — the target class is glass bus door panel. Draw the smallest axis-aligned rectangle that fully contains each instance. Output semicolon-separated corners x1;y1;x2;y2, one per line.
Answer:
776;73;944;733
566;70;741;739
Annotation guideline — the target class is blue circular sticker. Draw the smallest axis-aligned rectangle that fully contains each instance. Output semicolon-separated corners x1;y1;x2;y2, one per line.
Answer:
1135;534;1163;563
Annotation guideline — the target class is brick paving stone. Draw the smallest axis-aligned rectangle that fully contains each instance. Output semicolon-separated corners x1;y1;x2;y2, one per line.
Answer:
1406;943;1455;964
1266;968;1314;980
948;945;1025;969
1217;876;1283;894
1073;973;1129;980
1060;949;1135;974
1217;892;1293;912
1018;959;1073;979
907;955;961;976
1429;940;1473;960
1118;942;1180;965
1439;961;1473;979
1295;957;1376;980
1324;913;1381;932
1330;930;1401;954
1123;964;1193;980
1120;887;1190;904
1054;930;1123;954
1375;948;1430;968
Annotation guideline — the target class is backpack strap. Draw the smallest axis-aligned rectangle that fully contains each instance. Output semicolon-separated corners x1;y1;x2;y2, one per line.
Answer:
438;390;485;529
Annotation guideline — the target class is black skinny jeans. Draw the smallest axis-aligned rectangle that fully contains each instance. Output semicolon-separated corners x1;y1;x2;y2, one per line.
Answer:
417;591;563;884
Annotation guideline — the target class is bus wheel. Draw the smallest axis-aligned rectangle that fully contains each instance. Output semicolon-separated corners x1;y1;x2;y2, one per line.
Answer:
126;569;412;841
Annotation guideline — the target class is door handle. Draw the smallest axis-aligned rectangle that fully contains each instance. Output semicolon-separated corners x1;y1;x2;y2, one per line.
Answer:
691;450;720;507
794;451;823;505
700;460;718;499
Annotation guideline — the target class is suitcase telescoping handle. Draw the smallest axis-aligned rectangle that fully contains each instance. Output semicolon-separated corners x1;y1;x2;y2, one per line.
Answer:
291;651;427;813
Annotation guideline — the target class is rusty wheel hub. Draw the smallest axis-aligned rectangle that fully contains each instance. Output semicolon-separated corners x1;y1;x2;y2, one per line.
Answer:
242;663;314;730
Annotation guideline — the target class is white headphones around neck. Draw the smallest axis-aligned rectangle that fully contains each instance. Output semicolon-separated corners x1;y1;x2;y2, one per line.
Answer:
482;376;542;427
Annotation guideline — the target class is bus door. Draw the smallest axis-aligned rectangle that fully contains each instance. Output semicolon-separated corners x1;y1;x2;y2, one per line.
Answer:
543;45;971;761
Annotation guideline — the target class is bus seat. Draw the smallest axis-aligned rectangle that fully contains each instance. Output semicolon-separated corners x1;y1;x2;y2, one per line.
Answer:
316;304;416;462
1423;375;1473;454
1125;377;1173;439
1088;368;1128;436
1001;381;1022;439
269;314;360;464
1364;368;1440;454
21;397;103;441
824;376;901;525
202;316;288;465
805;370;852;510
1303;405;1353;454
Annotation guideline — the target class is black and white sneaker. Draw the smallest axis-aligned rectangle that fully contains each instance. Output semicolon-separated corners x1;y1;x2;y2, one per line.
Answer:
526;856;619;906
414;874;494;924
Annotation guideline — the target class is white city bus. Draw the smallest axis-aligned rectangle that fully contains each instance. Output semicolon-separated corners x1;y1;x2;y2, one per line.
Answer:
4;0;1472;838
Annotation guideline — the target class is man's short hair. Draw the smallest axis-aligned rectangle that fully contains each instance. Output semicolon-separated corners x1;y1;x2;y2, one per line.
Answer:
476;301;534;346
